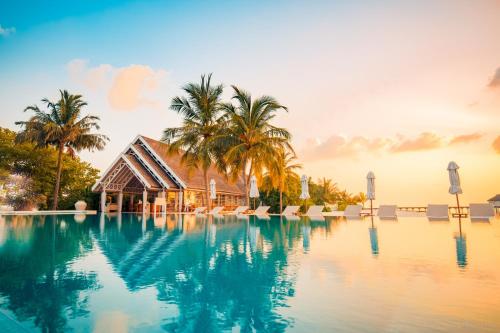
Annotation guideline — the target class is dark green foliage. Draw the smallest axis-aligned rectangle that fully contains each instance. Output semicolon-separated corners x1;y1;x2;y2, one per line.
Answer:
259;174;366;213
16;90;108;209
0;127;100;210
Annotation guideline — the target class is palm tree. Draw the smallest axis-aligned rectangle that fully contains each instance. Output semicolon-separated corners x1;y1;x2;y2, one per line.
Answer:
162;74;224;210
266;149;301;214
317;177;339;204
16;90;108;210
220;86;292;205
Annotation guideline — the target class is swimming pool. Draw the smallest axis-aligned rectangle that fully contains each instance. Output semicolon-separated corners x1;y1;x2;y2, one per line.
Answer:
0;213;499;332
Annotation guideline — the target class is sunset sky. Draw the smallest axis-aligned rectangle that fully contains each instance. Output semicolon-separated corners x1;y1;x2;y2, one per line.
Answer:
1;0;499;205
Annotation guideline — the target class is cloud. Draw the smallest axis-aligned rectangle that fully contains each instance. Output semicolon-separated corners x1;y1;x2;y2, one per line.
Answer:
493;136;500;154
449;132;483;145
301;131;484;161
488;67;500;88
108;65;166;111
301;135;392;161
390;132;443;153
66;59;167;111
0;25;15;37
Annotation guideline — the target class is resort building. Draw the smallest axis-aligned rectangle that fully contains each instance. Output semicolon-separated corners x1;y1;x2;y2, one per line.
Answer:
92;135;246;213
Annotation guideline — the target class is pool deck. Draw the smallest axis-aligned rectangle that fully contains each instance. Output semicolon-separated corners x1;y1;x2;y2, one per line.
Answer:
0;210;97;216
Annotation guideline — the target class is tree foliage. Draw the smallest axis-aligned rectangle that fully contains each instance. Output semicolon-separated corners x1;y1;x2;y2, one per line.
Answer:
162;74;225;209
0;127;100;210
15;90;108;209
259;174;367;213
218;86;292;204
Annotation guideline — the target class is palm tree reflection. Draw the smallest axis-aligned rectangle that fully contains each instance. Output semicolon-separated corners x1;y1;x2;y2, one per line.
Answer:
95;215;345;332
0;215;99;332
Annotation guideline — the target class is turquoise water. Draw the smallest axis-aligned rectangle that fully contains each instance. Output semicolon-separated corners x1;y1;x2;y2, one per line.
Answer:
0;213;500;332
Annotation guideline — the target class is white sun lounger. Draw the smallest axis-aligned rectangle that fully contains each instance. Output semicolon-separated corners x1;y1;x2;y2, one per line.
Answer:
284;215;300;221
469;203;494;221
305;205;324;216
282;206;300;216
377;205;397;219
226;206;249;215
426;204;449;220
208;206;224;215
253;206;270;215
192;207;207;214
344;205;363;218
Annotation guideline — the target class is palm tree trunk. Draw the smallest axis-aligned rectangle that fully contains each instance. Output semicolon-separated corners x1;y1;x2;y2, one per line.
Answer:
246;162;253;206
242;169;249;206
52;143;64;210
204;169;211;211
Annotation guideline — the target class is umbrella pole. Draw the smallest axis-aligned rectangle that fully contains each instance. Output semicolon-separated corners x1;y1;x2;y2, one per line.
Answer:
455;193;461;219
370;199;373;216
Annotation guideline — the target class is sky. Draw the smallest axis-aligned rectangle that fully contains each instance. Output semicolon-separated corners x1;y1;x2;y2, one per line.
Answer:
1;0;499;205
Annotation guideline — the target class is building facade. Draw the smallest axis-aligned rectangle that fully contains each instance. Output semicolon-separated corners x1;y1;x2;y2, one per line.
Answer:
92;135;246;213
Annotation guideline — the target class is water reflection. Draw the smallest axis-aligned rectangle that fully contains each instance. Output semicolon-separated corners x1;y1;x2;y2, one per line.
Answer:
454;219;467;268
89;214;326;332
0;215;99;332
0;213;499;332
368;216;379;257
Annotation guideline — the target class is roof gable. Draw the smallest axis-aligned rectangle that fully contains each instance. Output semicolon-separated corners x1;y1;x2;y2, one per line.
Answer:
140;135;245;194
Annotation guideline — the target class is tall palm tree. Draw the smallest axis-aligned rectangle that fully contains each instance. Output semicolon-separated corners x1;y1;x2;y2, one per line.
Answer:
16;90;108;210
266;149;301;214
162;74;224;210
220;86;292;205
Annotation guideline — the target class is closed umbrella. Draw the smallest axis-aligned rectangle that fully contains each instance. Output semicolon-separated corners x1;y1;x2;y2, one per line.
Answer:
447;161;463;217
367;171;375;216
209;179;217;209
249;175;259;210
300;175;310;212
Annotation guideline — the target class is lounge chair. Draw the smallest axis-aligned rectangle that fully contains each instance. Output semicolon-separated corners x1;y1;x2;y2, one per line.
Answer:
226;206;249;215
253;206;270;215
153;197;167;214
208;206;224;215
192;207;207;214
426;204;449;221
305;205;324;217
344;205;363;218
284;214;300;221
282;206;300;216
377;205;397;219
469;203;494;221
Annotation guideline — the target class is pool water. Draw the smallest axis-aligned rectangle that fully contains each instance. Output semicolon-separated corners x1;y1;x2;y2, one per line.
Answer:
0;213;499;332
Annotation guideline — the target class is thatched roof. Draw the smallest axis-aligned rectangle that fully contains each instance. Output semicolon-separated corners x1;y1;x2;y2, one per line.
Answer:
93;135;245;195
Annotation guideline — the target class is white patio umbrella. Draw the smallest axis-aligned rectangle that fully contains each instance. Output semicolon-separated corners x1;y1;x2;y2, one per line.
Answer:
300;175;310;212
447;161;463;217
300;174;310;200
249;175;260;209
367;171;376;216
209;179;217;209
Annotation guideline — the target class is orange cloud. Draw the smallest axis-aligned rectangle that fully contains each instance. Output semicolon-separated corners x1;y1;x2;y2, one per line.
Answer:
301;131;486;161
493;136;500;154
301;135;391;161
449;133;483;145
108;65;166;111
66;59;167;111
390;132;443;153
